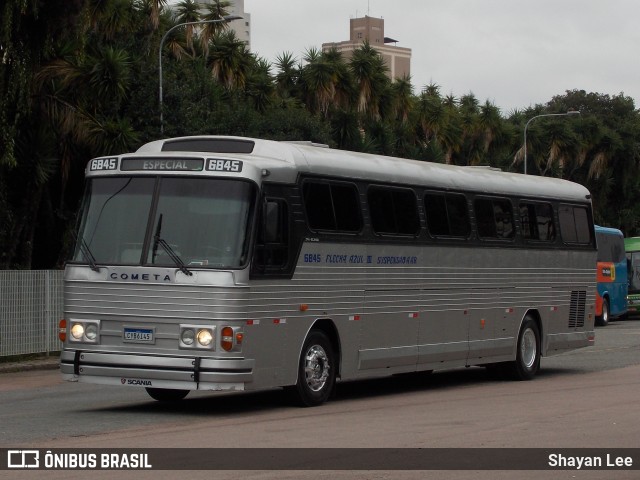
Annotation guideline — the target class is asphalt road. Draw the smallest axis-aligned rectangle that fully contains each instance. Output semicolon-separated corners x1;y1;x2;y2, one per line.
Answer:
1;318;639;480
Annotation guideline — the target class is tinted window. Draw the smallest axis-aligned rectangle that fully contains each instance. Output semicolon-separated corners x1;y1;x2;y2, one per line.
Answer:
424;192;470;237
368;187;420;236
303;180;362;233
520;202;555;241
253;198;289;270
474;198;514;239
559;205;592;245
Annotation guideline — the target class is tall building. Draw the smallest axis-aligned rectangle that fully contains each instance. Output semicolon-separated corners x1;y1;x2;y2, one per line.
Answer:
322;16;411;80
199;0;251;48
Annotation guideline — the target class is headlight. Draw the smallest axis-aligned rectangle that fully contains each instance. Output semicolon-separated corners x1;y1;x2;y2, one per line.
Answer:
71;323;84;340
197;329;213;347
181;329;195;346
180;325;215;350
85;323;98;341
68;320;100;343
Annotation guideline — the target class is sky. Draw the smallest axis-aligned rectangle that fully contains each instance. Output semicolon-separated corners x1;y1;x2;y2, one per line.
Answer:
243;0;640;114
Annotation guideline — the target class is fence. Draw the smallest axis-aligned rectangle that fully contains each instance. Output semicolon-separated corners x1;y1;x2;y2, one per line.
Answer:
0;270;64;357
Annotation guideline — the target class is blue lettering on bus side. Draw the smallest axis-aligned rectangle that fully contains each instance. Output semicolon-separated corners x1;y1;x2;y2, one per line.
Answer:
377;256;418;265
304;254;322;263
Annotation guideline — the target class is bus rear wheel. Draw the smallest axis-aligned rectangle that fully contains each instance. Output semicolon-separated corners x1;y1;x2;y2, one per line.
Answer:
596;298;609;326
146;387;189;402
292;330;336;407
507;316;540;380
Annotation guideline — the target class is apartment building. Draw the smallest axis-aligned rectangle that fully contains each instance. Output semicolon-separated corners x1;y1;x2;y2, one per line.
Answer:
322;15;411;80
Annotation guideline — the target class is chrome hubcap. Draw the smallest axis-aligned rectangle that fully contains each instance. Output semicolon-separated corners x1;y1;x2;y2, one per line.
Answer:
521;328;537;369
304;345;330;392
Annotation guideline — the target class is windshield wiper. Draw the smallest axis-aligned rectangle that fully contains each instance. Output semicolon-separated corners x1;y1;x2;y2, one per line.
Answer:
77;235;100;272
151;214;193;276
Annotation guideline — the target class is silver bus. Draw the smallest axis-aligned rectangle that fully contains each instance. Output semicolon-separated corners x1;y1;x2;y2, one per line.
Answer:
60;136;597;406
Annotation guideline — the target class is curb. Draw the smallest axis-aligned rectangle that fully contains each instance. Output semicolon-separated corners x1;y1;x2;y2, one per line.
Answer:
0;358;60;374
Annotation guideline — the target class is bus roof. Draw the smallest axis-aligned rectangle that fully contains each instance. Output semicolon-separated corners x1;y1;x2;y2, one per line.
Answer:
135;135;592;203
595;225;623;237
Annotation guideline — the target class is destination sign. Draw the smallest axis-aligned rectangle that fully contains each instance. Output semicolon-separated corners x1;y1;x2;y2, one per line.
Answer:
121;157;204;171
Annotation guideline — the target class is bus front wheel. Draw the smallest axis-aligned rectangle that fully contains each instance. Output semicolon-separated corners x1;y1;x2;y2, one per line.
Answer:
508;316;540;380
292;330;336;407
146;387;189;402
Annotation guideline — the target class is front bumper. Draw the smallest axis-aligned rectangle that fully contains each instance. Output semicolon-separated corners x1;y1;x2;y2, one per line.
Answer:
60;349;254;391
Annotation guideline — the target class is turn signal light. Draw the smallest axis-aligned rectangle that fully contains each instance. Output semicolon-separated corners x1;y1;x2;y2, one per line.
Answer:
58;319;67;342
221;326;233;352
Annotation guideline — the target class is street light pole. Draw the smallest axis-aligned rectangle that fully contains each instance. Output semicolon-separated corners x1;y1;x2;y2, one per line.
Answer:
523;111;581;174
159;15;242;134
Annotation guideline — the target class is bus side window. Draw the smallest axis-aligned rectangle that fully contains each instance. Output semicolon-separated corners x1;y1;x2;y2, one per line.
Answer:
520;202;555;242
474;197;514;240
559;204;592;245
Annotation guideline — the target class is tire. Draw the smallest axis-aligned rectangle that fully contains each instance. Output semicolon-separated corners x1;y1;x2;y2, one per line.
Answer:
146;387;189;402
507;316;541;381
292;330;336;407
596;298;610;326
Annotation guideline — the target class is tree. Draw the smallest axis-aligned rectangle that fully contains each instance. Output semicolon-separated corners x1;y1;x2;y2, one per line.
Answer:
349;42;389;120
200;0;232;55
174;0;201;55
207;30;252;91
274;52;300;103
1;0;85;268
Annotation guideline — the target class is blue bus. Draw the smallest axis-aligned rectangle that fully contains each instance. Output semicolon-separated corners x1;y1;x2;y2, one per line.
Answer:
595;226;628;326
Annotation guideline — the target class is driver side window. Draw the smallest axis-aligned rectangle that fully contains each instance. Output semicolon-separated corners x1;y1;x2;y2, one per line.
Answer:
252;197;290;275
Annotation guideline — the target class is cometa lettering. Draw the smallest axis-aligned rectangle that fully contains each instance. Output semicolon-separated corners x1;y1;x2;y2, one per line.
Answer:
110;273;172;282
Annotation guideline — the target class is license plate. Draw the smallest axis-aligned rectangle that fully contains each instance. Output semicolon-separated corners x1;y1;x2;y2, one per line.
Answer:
123;327;155;344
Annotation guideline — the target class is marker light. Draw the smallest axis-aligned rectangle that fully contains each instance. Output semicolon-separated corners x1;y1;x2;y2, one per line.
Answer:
58;319;67;342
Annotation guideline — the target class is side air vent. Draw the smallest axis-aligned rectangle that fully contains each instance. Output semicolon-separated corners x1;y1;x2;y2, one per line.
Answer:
568;290;586;328
161;138;255;154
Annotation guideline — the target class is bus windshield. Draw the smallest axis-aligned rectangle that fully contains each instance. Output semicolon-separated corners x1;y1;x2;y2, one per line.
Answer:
72;177;256;269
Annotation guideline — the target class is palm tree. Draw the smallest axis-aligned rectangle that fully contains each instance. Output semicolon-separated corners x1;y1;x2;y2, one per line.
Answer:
246;57;274;113
391;75;413;125
34;44;135;188
540;121;578;177
299;47;337;116
200;0;232;55
416;88;445;144
149;0;168;30
208;30;252;91
349;42;389;120
477;100;503;162
174;0;201;55
274;52;299;100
